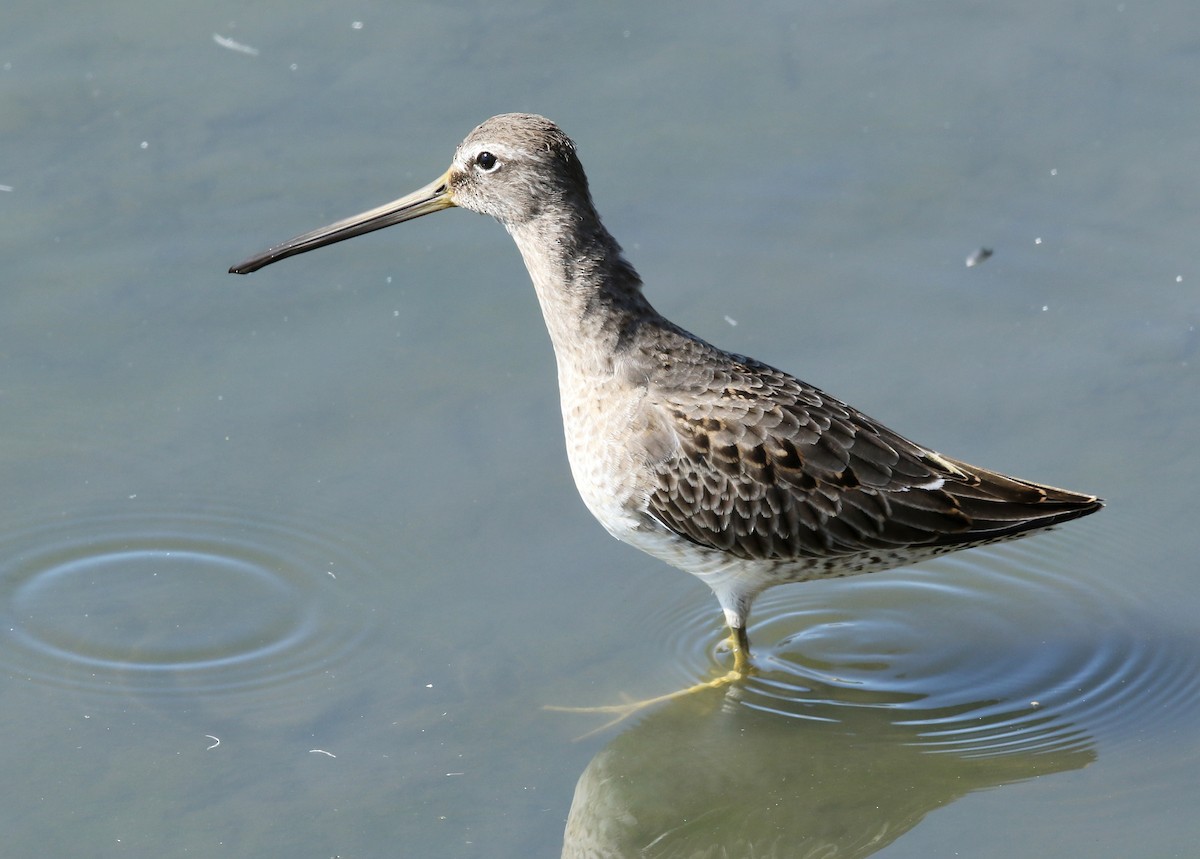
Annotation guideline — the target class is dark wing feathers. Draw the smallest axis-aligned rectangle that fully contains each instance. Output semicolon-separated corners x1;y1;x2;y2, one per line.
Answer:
642;354;1101;562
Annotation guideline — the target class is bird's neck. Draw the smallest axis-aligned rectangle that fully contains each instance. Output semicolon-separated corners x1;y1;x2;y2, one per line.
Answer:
507;210;659;376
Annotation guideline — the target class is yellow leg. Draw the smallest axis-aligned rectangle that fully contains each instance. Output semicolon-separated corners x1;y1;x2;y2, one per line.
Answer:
729;624;752;675
545;624;755;736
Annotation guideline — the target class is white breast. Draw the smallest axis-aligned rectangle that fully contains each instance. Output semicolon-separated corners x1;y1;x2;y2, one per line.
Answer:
556;364;649;544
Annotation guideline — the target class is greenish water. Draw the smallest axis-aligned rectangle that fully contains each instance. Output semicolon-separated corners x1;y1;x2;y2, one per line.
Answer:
3;1;1198;856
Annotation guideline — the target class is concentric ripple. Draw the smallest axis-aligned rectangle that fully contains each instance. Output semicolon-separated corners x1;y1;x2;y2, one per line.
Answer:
0;503;382;699
653;527;1200;758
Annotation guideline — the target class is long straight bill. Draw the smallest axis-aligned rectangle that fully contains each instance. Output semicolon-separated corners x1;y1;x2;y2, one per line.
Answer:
230;171;454;274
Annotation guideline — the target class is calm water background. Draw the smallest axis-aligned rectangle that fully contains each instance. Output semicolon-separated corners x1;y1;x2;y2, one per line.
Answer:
4;1;1198;856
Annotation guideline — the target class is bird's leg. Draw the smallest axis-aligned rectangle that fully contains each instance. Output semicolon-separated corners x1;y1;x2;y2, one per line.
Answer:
545;624;754;737
727;624;754;676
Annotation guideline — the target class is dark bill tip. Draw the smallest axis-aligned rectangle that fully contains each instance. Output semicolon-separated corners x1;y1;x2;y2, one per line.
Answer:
228;172;454;275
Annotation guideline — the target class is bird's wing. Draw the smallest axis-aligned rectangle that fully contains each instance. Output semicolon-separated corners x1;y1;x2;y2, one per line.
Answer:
639;355;1096;561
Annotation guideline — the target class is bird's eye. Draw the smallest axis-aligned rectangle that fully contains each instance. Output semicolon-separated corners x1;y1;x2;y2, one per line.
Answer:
475;151;498;171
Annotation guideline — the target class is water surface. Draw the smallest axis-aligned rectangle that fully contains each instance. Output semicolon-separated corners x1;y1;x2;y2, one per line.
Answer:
4;1;1198;856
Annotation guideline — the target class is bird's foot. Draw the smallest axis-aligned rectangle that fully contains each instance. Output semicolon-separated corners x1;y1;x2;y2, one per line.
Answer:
546;625;756;737
545;662;753;738
545;669;742;737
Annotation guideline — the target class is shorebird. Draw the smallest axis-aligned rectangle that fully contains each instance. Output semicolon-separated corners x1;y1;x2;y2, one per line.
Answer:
231;113;1102;687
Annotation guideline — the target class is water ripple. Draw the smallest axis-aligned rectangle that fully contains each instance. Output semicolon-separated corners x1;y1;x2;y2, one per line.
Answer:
0;503;382;700
651;530;1199;758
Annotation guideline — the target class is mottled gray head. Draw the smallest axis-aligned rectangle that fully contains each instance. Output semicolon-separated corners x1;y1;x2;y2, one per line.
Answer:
447;113;593;227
